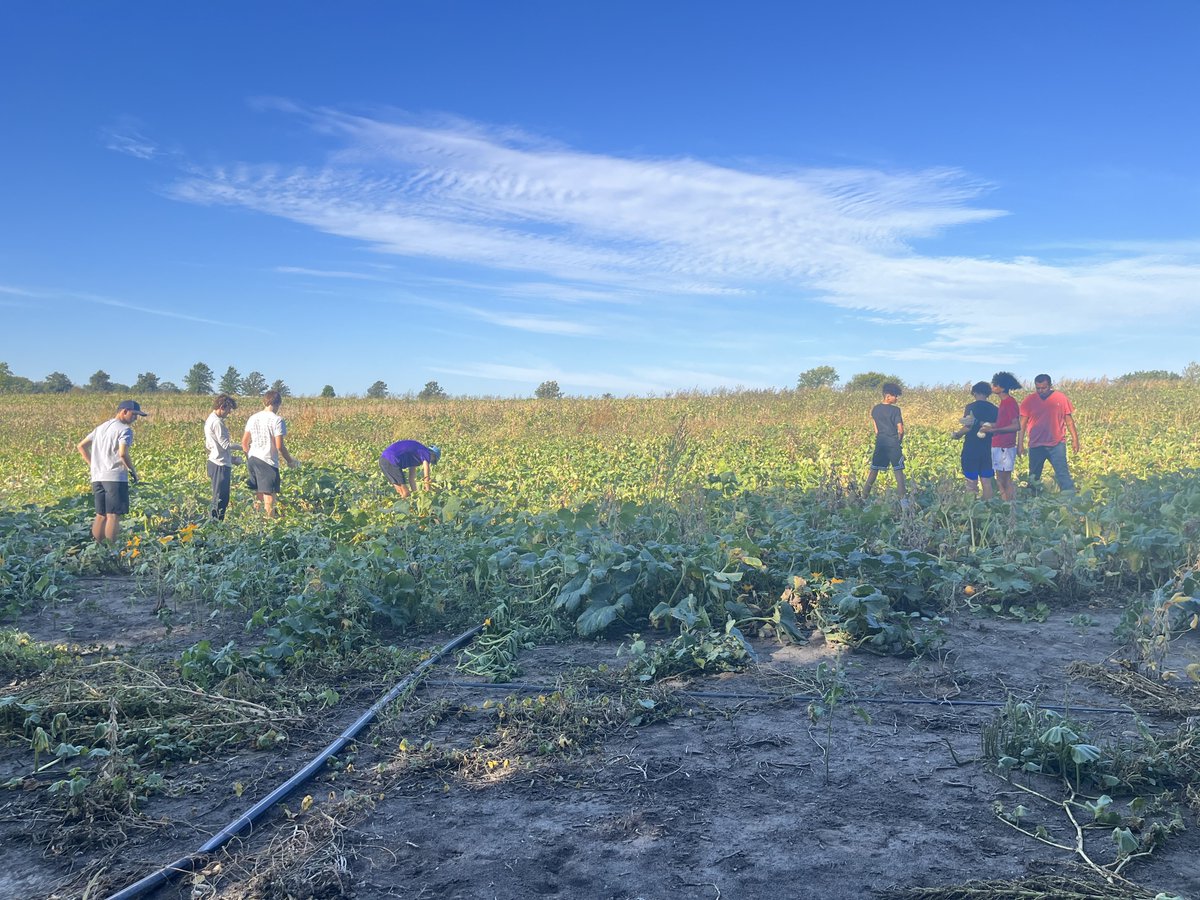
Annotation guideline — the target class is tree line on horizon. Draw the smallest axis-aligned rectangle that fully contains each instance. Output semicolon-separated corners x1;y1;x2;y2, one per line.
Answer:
1;361;1197;400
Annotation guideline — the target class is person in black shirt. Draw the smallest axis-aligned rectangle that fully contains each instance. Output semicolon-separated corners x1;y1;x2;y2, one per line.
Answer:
951;382;998;499
862;382;907;502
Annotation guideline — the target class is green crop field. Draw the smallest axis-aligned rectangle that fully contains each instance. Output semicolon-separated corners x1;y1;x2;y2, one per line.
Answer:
4;385;1199;641
1;386;1199;898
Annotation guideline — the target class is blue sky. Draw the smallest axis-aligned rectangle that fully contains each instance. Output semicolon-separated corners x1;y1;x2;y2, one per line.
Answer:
3;2;1199;396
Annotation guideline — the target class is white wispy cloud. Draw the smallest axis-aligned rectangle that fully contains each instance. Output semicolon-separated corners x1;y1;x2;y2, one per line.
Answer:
170;106;1001;290
102;119;160;160
1;284;42;296
165;104;1200;363
76;294;272;333
274;265;385;281
10;286;272;334
398;296;600;336
433;361;758;394
470;309;596;336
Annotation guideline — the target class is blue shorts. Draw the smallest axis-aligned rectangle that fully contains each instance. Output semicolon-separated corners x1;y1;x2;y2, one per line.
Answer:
962;465;995;480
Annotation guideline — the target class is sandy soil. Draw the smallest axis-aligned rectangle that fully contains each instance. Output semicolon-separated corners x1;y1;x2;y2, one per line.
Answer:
2;578;1199;900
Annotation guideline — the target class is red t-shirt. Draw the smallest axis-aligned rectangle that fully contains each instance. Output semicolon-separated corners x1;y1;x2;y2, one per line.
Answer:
1019;390;1074;448
992;395;1019;449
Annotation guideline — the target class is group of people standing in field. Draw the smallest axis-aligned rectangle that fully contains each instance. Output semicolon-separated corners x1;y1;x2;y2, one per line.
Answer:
863;372;1080;504
79;390;441;544
77;373;1076;546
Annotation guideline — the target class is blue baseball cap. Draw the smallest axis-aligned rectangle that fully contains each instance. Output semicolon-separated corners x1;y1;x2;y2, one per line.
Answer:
429;445;441;463
117;400;148;417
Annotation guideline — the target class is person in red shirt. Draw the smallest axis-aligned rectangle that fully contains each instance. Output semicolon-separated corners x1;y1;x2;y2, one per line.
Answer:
1017;374;1080;494
979;371;1021;501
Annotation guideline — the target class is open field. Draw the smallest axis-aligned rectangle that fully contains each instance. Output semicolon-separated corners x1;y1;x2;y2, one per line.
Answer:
2;387;1200;900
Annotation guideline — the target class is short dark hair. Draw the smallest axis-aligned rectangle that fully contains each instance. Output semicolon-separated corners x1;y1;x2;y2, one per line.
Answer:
214;393;237;411
991;371;1021;392
881;382;902;397
971;381;991;396
263;390;282;407
1034;374;1052;386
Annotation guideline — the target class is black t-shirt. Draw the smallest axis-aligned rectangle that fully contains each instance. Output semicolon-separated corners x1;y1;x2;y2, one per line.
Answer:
961;399;998;461
871;403;903;443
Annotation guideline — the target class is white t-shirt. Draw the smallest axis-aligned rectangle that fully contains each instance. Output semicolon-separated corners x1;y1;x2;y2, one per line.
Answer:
85;418;134;482
244;408;286;467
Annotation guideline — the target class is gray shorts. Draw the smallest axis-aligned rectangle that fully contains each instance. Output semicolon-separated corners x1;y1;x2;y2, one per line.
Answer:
92;481;130;516
247;457;281;494
379;458;410;485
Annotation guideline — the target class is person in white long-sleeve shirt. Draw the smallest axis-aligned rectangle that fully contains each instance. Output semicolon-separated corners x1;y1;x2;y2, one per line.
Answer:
204;394;242;520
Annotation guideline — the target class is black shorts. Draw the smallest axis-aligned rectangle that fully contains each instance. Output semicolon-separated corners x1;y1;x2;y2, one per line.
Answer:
870;440;904;471
247;457;282;494
92;481;130;516
379;458;409;485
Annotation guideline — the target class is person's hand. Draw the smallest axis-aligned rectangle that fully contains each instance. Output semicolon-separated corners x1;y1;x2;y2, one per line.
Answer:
129;470;139;484
287;457;300;469
979;423;994;434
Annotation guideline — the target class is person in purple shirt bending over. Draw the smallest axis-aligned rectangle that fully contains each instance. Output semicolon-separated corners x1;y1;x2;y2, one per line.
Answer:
380;440;441;499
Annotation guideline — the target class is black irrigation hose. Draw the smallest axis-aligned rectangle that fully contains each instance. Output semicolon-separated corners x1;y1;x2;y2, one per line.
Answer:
421;678;1143;716
104;623;484;900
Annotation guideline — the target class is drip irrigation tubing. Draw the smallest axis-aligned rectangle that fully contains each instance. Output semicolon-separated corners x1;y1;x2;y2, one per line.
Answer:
420;678;1144;715
104;623;483;900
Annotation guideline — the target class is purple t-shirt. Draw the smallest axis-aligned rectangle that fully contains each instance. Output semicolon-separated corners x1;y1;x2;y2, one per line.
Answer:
381;440;436;468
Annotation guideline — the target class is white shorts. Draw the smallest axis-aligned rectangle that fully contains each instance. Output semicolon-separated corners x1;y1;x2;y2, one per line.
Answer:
991;447;1016;473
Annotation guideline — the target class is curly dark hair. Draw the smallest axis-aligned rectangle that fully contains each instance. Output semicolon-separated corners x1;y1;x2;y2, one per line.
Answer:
991;371;1021;392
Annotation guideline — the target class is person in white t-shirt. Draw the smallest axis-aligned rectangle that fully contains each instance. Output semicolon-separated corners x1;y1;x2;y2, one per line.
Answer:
77;399;147;542
241;390;298;517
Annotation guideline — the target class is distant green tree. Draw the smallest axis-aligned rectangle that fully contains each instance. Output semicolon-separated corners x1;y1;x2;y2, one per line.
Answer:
418;380;447;400
219;366;242;395
1184;361;1200;382
241;371;268;396
88;370;114;392
845;372;904;393
535;380;563;399
797;366;839;389
43;371;73;393
269;378;291;398
0;362;35;393
133;371;160;392
184;362;214;394
320;384;336;398
1117;370;1180;382
158;381;182;393
366;380;389;399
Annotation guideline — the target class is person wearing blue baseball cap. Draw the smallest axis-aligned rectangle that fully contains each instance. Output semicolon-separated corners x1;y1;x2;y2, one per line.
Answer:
77;399;147;543
379;440;441;499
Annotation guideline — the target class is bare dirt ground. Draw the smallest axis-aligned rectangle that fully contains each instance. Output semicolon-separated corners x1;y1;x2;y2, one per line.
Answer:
3;578;1199;900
